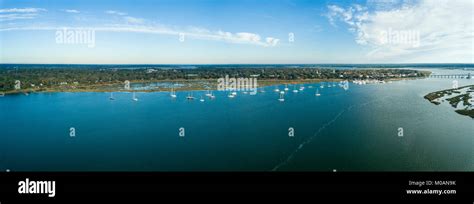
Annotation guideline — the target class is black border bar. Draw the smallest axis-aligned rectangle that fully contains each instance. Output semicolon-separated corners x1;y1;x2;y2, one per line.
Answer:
0;172;472;202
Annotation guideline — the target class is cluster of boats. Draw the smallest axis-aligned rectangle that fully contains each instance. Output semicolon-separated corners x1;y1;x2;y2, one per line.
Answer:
106;82;352;103
186;89;215;102
276;84;323;102
352;79;387;85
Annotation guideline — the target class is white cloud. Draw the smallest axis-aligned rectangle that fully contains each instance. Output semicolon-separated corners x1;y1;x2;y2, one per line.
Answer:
0;24;280;47
105;10;127;16
266;37;280;47
0;13;37;21
103;9;279;46
64;9;80;14
195;30;279;47
0;8;46;13
0;8;279;47
124;16;144;24
107;10;145;25
235;32;261;43
0;8;46;21
326;5;354;26
327;0;474;63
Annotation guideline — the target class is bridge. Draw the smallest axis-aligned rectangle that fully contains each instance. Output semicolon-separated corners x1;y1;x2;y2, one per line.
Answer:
429;73;472;79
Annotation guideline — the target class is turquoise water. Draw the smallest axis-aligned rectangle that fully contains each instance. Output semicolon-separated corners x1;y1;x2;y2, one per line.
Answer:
0;70;473;171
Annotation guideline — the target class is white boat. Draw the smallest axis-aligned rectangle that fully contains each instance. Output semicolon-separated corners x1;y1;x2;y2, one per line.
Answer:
243;91;248;94
231;92;237;96
278;92;285;102
292;89;298;93
284;84;289;91
280;91;285;95
109;92;115;100
132;92;138;101
274;88;280;92
170;88;177;98
228;93;235;98
308;86;313;88
200;96;205;102
315;89;321;96
299;86;305;91
205;89;212;97
249;90;257;95
210;91;216;99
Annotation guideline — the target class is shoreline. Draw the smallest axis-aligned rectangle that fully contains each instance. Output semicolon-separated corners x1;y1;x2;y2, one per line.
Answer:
0;77;423;95
424;85;474;118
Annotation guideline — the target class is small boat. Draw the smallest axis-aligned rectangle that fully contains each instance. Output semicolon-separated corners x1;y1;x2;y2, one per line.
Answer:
209;91;216;99
284;84;289;91
186;92;195;100
170;88;177;98
132;92;138;101
274;88;280;92
109;92;115;100
299;86;305;91
280;91;285;95
205;89;212;97
228;93;235;98
200;96;205;102
249;90;257;95
231;92;237;96
243;91;248;94
315;89;321;96
278;92;285;102
293;86;299;93
308;86;313;88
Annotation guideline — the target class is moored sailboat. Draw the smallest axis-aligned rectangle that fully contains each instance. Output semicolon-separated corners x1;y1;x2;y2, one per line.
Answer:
132;92;138;101
278;92;285;102
315;89;321;96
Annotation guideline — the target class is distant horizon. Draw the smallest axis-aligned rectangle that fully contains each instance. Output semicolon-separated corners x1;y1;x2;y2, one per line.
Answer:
2;62;474;65
1;63;474;67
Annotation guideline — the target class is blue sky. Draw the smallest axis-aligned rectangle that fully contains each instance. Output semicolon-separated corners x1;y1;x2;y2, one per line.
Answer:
0;0;472;64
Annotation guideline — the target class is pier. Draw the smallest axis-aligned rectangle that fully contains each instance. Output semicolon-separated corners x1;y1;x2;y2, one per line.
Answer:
429;73;472;79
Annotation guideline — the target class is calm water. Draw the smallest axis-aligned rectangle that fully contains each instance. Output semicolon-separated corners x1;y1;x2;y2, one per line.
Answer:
0;69;473;171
